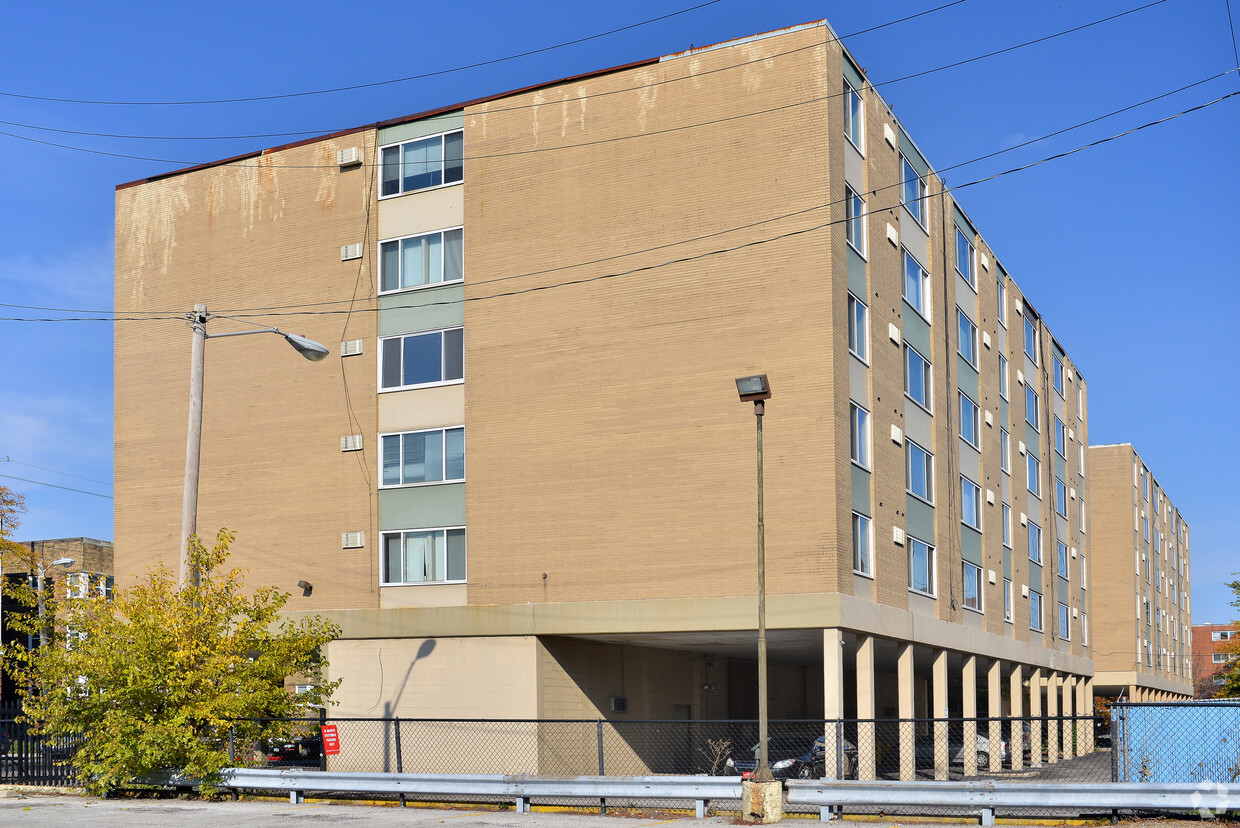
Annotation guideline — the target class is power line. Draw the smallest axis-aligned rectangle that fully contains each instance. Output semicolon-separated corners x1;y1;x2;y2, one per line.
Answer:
0;458;111;487
0;473;112;500
0;0;723;106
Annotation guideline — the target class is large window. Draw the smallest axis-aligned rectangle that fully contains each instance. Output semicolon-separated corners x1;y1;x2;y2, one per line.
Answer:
1053;353;1065;396
850;402;871;469
907;439;934;503
1026;385;1040;429
963;561;983;611
1030;589;1044;632
852;512;872;576
960;391;980;449
844;77;863;149
999;354;1009;400
381;427;464;487
381;130;464;197
961;475;981;530
955;227;975;290
1024;315;1039;364
902;156;927;226
845;185;866;255
380;228;464;292
903;250;930;318
1027;453;1041;497
848;293;868;362
380;328;464;390
1058;602;1071;640
1001;428;1011;473
997;277;1007;328
1054;417;1066;457
1057;540;1069;577
905;344;932;411
957;309;977;367
381;527;466;584
1004;578;1013;622
1055;478;1067;517
908;536;935;595
1002;503;1012;547
1028;521;1042;564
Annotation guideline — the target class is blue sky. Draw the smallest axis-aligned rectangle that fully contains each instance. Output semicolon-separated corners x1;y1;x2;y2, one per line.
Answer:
1;1;1237;623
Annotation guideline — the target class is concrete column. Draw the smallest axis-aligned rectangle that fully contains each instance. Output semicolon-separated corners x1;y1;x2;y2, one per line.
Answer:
1128;683;1138;703
1029;667;1043;767
1075;676;1088;756
1009;663;1024;771
898;643;915;781
823;629;844;779
856;635;876;781
1061;676;1074;759
963;655;978;777
933;649;949;781
1084;678;1095;752
988;661;1003;772
1046;671;1060;763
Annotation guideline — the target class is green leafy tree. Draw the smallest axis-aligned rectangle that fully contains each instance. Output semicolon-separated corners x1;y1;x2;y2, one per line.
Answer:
0;483;26;557
0;528;341;794
1213;578;1240;698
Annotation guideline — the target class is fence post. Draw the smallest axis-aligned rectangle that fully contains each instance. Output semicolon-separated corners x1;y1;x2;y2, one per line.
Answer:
597;719;606;814
836;719;844;781
394;718;406;808
228;726;238;801
318;707;327;773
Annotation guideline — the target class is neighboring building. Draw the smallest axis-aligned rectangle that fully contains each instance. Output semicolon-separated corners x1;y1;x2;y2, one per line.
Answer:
0;537;114;707
115;19;1096;775
1191;623;1237;697
1088;445;1191;701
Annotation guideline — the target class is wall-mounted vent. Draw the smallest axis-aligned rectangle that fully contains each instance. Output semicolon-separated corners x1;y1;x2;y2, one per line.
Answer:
1072;607;1079;618
883;123;896;148
984;410;993;427
341;434;363;452
986;489;995;506
982;331;991;349
610;696;627;713
341;339;363;357
1019;512;1028;527
892;527;906;546
1016;369;1025;386
337;146;363;167
988;569;997;585
888;323;901;346
886;223;899;247
1069;487;1076;500
341;531;365;549
1021;584;1029;598
1071;546;1078;559
890;425;903;445
1018;440;1026;456
980;253;990;271
341;243;364;261
1068;428;1075;441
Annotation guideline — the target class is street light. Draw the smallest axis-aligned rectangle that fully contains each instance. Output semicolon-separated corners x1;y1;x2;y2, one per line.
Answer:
180;303;329;588
735;374;773;783
36;557;75;649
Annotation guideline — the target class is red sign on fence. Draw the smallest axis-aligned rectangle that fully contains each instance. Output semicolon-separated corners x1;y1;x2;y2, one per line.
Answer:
321;724;340;756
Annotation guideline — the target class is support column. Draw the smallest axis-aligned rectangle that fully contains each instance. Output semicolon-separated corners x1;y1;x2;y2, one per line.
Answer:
1029;667;1043;767
963;655;978;777
898;643;915;781
1075;677;1088;756
988;661;1003;773
1061;676;1074;759
933;649;949;781
1046;671;1060;763
856;635;876;781
1084;678;1095;753
1009;663;1024;771
1127;683;1138;703
823;629;844;779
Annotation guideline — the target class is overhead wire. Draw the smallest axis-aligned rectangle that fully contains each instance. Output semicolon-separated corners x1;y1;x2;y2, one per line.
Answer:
0;472;112;499
0;458;111;487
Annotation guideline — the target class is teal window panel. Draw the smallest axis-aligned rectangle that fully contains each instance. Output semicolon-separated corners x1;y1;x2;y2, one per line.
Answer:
379;482;465;530
906;495;935;543
961;525;983;565
852;465;871;516
847;245;868;297
902;305;932;357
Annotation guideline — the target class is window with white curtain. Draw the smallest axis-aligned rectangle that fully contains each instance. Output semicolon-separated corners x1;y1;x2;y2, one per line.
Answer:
380;228;463;292
382;528;466;584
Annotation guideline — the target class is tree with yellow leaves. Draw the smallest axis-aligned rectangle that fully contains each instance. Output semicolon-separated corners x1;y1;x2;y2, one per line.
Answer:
0;527;341;794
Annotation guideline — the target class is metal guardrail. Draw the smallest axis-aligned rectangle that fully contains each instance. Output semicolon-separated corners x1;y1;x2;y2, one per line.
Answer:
221;768;742;817
786;779;1240;825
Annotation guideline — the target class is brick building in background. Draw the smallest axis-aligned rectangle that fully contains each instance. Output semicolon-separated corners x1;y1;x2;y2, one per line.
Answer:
1192;623;1237;697
115;19;1104;775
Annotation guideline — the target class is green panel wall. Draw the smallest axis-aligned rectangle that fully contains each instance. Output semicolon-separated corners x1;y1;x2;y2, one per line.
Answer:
852;465;871;516
379;112;464;147
379;483;466;530
906;496;935;544
842;54;865;94
952;203;977;239
902;307;931;358
898;126;929;178
379;285;465;336
847;246;867;297
961;526;982;565
956;355;979;397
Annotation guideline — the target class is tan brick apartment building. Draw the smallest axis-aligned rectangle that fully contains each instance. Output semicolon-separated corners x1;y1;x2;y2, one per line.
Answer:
116;20;1098;774
1192;623;1236;697
1087;445;1192;701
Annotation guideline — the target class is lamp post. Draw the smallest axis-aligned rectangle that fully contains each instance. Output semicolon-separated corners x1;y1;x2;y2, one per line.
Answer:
735;374;773;784
180;303;329;588
36;556;75;649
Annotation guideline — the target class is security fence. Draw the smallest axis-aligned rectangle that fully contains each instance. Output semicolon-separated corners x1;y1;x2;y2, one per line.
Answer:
0;707;80;787
1112;700;1240;783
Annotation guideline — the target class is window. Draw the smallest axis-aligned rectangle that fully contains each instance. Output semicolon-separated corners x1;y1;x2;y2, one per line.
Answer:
1214;652;1235;663
1027;453;1041;497
381;130;464;197
955;227;976;290
1081;554;1087;589
957;309;977;367
963;561;983;611
1054;417;1066;457
960;392;980;449
904;344;932;411
381;527;466;584
1024;315;1039;364
1058;603;1070;640
903;250;930;318
852;512;872;576
379;228;464;292
1078;443;1085;476
380;328;464;390
1080;498;1086;533
1030;590;1043;631
1002;503;1012;547
1143;515;1149;541
961;475;981;530
1000;428;1011;473
1055;478;1067;517
1026;385;1040;429
1004;579;1013;622
381;427;465;486
906;439;934;503
1053;353;1064;396
997;277;1007;328
845;185;866;255
1057;541;1069;578
850;402;871;469
902;156;927;226
844;77;863;149
848;293;868;362
66;572;113;600
999;354;1009;400
1077;385;1083;420
1028;521;1042;564
908;536;935;595
1213;630;1237;641
1082;612;1088;646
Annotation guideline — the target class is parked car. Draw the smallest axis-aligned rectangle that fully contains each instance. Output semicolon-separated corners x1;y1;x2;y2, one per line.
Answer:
914;733;1008;769
725;735;857;780
265;733;322;768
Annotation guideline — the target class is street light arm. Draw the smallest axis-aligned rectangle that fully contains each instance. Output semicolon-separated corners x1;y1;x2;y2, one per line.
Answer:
207;328;330;361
